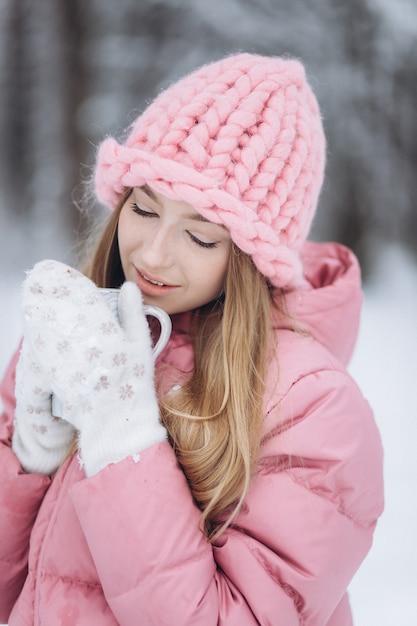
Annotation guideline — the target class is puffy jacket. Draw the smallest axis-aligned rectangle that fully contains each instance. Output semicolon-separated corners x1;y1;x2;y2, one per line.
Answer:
0;241;384;625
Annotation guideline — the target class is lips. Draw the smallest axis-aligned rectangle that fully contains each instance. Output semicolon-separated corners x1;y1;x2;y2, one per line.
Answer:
143;273;164;286
135;268;179;297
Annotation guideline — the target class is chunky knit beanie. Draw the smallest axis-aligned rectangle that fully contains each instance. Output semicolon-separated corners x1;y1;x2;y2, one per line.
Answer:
94;53;326;290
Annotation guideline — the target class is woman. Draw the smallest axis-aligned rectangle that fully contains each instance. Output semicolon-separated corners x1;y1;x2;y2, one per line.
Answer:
0;52;383;625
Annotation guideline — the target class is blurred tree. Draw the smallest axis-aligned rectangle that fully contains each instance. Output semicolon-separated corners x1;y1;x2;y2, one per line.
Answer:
0;0;88;268
0;0;415;276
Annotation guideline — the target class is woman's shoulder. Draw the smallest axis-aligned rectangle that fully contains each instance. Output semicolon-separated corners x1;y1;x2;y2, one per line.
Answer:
263;324;378;461
264;325;352;412
261;327;383;525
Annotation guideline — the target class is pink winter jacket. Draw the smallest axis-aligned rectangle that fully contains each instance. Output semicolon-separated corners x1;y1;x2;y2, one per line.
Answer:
0;241;384;626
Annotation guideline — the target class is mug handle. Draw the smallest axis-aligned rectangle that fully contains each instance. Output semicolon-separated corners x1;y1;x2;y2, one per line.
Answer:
143;305;172;358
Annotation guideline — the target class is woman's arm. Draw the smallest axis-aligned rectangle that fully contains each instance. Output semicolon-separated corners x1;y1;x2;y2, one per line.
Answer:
0;348;51;621
71;442;260;626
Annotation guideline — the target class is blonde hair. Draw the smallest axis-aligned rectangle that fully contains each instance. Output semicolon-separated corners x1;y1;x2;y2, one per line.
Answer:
83;190;275;542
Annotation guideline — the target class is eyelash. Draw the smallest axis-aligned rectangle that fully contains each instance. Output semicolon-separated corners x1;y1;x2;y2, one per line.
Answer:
188;233;219;249
131;203;155;218
131;202;219;249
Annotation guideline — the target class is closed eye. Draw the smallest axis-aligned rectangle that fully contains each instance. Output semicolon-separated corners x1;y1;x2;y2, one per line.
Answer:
187;232;219;249
131;202;157;218
131;201;219;248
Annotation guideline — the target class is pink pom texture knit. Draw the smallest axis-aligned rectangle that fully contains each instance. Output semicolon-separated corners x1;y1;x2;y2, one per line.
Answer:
94;53;326;289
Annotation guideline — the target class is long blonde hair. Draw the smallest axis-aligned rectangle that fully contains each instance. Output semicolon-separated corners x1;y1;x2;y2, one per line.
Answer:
83;190;275;541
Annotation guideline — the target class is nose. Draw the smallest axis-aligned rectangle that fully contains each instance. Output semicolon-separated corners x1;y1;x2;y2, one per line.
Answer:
140;224;174;269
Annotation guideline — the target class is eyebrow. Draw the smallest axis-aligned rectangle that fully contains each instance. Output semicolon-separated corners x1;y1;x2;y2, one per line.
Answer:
140;185;227;230
141;184;158;202
186;213;214;224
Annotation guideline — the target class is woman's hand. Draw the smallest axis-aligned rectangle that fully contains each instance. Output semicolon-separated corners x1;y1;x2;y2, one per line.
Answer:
20;260;167;477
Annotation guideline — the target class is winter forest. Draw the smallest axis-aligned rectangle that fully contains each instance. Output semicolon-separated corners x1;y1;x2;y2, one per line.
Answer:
0;0;416;624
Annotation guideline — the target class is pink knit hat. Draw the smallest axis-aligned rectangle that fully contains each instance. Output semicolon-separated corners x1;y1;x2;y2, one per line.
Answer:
94;53;326;290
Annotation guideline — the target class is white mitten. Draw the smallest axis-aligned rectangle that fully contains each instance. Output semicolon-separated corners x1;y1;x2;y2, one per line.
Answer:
21;259;167;477
12;338;76;475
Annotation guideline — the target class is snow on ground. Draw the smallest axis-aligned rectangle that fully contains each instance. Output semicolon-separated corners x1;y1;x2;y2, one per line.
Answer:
1;244;416;625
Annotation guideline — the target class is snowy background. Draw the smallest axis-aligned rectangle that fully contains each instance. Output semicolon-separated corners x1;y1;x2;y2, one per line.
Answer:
1;0;416;623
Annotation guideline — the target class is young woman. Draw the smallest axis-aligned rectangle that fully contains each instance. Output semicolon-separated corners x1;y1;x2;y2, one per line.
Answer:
0;53;383;625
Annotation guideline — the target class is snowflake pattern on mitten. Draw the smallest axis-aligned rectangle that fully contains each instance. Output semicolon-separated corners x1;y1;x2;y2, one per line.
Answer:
12;335;76;475
20;260;167;476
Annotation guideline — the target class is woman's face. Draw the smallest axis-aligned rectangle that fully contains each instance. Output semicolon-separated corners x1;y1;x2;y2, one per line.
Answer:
117;186;231;315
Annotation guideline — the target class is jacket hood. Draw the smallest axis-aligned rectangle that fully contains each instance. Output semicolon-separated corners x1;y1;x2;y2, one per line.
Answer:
275;241;363;366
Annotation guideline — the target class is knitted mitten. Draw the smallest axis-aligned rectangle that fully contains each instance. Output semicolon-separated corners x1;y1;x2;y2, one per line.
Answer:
12;337;76;475
20;259;167;477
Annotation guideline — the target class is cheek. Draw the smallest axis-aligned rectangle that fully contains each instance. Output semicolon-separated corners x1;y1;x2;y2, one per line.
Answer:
117;210;127;246
199;255;229;299
117;221;128;268
118;212;138;258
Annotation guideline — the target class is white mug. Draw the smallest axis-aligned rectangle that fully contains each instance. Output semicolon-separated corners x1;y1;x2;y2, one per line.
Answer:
51;287;172;418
